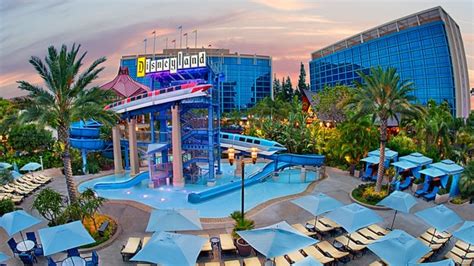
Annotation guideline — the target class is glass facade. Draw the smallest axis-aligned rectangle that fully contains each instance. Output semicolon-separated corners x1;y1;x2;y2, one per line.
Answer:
121;52;272;113
310;21;455;109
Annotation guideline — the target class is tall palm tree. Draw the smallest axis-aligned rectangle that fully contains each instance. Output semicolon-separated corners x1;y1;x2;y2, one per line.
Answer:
18;44;116;202
346;67;425;192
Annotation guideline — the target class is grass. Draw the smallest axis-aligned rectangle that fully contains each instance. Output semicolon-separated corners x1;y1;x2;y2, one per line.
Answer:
352;183;389;206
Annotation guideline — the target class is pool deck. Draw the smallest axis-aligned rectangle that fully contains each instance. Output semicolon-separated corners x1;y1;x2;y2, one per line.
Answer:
1;167;473;266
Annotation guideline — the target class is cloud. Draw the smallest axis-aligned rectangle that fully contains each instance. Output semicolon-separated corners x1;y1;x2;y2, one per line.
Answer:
251;0;316;11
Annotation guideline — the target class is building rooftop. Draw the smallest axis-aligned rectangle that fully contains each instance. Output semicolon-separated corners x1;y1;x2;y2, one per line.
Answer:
122;48;271;60
311;6;457;60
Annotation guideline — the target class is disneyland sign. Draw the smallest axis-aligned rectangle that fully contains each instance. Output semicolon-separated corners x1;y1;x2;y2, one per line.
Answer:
137;51;206;77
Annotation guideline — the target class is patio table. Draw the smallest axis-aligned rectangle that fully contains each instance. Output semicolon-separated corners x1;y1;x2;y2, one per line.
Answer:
16;240;35;252
62;256;86;266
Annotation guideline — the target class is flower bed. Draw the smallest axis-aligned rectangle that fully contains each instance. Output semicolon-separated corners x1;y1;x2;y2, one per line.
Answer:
351;183;389;206
80;214;117;248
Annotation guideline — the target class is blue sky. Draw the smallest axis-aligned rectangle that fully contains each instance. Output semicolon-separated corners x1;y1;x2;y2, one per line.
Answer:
0;0;472;98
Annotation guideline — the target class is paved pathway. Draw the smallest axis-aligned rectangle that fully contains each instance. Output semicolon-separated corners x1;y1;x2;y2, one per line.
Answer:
1;167;473;265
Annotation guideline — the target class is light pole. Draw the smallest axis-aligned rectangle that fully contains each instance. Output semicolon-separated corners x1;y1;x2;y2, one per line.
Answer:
225;147;258;221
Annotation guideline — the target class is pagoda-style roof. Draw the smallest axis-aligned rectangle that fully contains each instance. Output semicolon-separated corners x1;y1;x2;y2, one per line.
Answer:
100;67;150;98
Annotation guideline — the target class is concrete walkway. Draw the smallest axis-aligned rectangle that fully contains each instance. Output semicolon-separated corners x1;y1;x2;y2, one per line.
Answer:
1;167;473;265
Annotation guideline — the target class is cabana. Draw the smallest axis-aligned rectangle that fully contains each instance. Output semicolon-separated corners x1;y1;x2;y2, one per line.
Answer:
429;160;464;196
368;148;399;167
361;156;381;181
391;160;418;190
399;152;433;179
416;168;449;201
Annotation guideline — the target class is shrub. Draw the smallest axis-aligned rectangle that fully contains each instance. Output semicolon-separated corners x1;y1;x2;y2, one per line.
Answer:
0;198;15;215
0;169;13;185
32;188;66;226
450;197;468;205
437;187;449;195
8;124;54;154
387;133;417;156
352;183;389;205
413;176;425;184
230;211;255;239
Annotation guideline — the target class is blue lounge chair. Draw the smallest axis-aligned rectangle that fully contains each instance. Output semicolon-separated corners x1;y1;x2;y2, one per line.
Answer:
423;186;439;201
85;251;99;266
47;257;57;266
67;248;80;257
7;238;18;256
399;177;412;190
415;182;429;197
19;253;36;265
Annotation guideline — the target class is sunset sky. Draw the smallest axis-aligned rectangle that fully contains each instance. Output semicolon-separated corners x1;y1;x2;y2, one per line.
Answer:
0;0;472;98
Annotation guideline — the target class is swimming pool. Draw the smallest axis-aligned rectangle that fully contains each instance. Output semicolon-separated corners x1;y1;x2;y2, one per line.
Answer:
78;162;317;218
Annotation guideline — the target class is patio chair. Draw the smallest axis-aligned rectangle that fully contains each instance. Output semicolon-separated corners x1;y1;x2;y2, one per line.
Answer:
67;248;80;257
7;238;19;256
399;177;412;190
219;234;237;253
316;241;350;261
198;234;212;255
449;246;474;260
204;262;220;266
349;232;374;245
423;186;439;201
445;251;473;266
292;223;317;238
417;237;442;251
26;232;37;243
419;232;449;245
224;260;241;266
19;253;37;265
357;228;383;240
243;257;261;266
455;240;474;252
85;251;99;266
274;256;291;266
367;224;390;236
415;182;430;197
286;250;305;263
121;237;142;261
301;246;334;264
47;257;57;266
427;228;451;239
142;236;151;247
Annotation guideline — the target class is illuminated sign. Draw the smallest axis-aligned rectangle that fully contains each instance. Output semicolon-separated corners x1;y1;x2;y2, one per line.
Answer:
136;51;206;77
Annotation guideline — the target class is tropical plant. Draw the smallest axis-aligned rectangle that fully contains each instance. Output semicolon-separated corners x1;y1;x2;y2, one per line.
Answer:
32;188;66;226
387;132;417;156
0;198;15;215
313;85;353;124
345;67;425;192
0;169;13;185
18;44;116;202
8;124;54;154
80;188;106;231
459;161;474;200
230;211;255;239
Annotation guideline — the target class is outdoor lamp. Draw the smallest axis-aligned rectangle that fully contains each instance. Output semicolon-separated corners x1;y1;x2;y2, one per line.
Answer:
227;147;235;166
251;147;258;164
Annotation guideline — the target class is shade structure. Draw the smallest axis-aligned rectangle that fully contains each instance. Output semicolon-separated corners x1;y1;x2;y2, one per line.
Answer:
20;162;42;172
377;191;418;229
38;220;95;256
0;162;12;169
237;221;317;258
430;160;464;175
131;231;205;265
419;168;449;187
0;210;41;237
100;66;150;98
369;229;431;265
392;160;417;170
452;221;474;245
361;156;381;165
145;209;202;232
414;259;455;266
400;153;433;166
293;256;323;266
325;203;383;233
415;205;462;232
291;193;343;217
368;148;398;160
0;251;10;263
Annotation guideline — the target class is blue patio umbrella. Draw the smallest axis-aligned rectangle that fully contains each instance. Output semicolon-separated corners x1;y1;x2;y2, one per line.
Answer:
325;203;383;233
452;221;474;245
131;231;205;265
293;256;323;266
368;229;431;265
415;204;462;233
237;221;317;258
0;162;12;169
413;259;455;266
20;162;42;172
13;162;18;172
291;193;343;225
38;220;95;256
0;251;10;263
145;209;202;232
0;210;41;237
11;170;23;180
377;191;418;229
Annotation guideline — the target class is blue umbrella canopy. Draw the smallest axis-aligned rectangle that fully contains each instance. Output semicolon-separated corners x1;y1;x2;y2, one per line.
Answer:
0;251;10;263
0;162;12;169
377;191;417;213
452;221;474;245
0;210;41;237
237;221;317;258
38;220;95;256
413;259;455;266
11;170;23;180
20;162;42;172
145;209;202;232
415;205;462;232
325;203;383;233
293;256;323;266
131;231;205;265
369;230;431;265
291;193;343;217
13;162;18;172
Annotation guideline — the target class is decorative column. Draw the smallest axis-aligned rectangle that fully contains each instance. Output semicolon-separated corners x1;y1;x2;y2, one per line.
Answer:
112;126;124;175
171;104;184;186
128;118;140;176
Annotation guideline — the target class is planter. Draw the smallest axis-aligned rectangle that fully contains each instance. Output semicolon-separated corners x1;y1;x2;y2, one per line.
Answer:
411;183;424;193
235;238;252;257
435;193;450;204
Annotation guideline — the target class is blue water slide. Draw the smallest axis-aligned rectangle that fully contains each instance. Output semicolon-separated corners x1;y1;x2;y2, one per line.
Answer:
273;153;326;165
93;171;150;190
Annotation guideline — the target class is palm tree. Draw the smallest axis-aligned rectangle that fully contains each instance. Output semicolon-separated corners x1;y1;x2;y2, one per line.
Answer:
18;44;116;202
346;67;425;192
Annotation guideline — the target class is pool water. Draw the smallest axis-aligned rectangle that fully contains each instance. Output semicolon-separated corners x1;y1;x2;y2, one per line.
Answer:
78;162;317;218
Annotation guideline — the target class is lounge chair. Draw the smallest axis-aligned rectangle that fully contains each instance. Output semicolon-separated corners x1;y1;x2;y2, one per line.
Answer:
142;236;151;247
426;228;451;239
316;241;350;260
419;232;449;245
301;246;334;264
37;174;53;182
17;179;42;189
219;234;237;252
198;234;212;257
418;251;433;263
243;257;261;266
224;260;241;266
417;237;442;250
415;182;430;197
349;232;374;245
334;235;366;253
358;228;383;240
0;185;14;193
121;237;142;261
450;246;474;259
455;240;474;252
319;217;340;229
399;177;412;190
274;256;291;266
306;220;335;234
445;251;473;266
204;263;220;266
423;186;439;201
22;175;48;184
367;224;389;236
292;223;317;237
286;250;305;263
0;193;24;204
369;261;386;266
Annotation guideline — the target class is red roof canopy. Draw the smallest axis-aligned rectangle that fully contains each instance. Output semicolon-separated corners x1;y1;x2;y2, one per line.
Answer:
100;67;150;98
